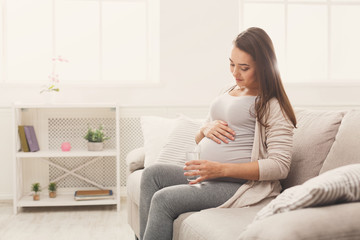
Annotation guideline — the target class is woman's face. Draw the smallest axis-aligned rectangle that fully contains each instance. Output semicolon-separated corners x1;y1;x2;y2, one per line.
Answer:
229;47;259;91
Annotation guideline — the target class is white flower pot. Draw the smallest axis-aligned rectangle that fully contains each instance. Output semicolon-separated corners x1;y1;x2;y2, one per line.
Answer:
87;142;104;151
41;91;59;104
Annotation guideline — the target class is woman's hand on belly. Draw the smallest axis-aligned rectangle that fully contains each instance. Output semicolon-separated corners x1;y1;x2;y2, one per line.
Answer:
201;120;235;144
184;160;225;184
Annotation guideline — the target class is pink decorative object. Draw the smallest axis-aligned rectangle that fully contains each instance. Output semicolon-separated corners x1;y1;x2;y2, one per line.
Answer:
61;142;71;152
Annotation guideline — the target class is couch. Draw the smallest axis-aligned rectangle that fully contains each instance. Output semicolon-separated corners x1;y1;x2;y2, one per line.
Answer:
126;108;360;240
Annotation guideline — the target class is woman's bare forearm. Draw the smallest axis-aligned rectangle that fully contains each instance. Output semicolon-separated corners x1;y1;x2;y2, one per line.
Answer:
184;160;260;184
222;161;259;181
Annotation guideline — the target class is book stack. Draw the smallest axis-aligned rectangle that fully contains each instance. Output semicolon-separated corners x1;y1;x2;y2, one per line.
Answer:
18;125;40;152
74;189;114;201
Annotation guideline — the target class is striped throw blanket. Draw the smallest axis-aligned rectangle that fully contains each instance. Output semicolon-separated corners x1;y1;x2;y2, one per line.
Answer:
254;164;360;222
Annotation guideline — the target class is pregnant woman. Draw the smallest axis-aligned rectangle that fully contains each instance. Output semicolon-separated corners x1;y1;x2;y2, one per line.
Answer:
139;27;297;240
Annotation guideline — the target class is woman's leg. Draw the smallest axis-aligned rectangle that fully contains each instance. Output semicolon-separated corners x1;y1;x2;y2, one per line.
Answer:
139;163;188;240
143;180;242;240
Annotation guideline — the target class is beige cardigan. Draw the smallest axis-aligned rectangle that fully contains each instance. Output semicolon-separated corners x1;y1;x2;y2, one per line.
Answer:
218;97;294;208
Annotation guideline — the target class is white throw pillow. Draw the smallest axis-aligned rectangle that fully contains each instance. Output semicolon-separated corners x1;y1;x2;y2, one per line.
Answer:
140;116;178;168
254;164;360;222
157;115;204;166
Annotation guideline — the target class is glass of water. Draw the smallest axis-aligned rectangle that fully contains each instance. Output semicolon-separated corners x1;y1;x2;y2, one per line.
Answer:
185;147;200;182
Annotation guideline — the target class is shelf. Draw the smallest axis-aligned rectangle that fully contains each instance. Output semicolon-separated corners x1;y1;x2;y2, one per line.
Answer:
13;104;121;214
16;149;117;158
13;102;117;109
18;193;117;207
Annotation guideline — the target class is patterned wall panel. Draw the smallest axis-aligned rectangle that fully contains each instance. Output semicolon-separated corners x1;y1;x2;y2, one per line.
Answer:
48;117;117;188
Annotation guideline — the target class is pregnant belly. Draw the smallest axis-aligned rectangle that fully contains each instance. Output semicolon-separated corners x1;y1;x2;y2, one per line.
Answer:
198;136;253;164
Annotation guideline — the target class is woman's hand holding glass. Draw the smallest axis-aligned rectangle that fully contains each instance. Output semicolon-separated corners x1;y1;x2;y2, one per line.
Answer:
184;160;224;184
201;120;236;144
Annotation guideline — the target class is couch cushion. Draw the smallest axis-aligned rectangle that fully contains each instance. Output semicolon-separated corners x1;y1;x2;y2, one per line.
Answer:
254;164;360;222
320;110;360;173
157;115;203;166
173;212;195;240
141;116;178;168
175;198;273;240
280;109;345;189
126;169;143;205
239;202;360;240
140;115;204;168
177;208;259;240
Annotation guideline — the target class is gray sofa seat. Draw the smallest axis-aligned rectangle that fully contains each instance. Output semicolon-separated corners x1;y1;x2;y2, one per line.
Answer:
239;202;360;240
175;198;273;240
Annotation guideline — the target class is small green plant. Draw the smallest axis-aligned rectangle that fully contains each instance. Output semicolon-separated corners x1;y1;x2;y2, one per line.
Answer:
48;182;57;192
84;125;110;143
31;183;41;193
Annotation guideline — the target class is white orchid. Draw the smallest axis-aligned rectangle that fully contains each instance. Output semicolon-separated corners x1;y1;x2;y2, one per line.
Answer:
40;56;69;94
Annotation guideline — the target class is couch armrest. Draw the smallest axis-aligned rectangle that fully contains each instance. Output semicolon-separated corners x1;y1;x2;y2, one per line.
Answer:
126;147;145;173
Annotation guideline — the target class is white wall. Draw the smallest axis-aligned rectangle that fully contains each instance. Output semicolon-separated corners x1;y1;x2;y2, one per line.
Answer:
0;0;239;107
1;0;359;107
286;83;360;107
0;107;13;199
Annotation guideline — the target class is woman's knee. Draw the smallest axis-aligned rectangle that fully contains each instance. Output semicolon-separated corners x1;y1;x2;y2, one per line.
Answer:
141;163;184;185
141;164;158;181
142;163;172;179
150;188;178;219
141;165;159;191
141;164;171;191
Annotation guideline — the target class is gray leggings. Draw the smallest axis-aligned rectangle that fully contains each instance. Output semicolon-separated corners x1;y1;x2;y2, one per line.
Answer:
139;163;244;240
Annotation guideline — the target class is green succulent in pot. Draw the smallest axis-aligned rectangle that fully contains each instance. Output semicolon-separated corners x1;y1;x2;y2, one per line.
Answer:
48;182;57;198
84;125;110;143
84;125;110;151
31;182;41;201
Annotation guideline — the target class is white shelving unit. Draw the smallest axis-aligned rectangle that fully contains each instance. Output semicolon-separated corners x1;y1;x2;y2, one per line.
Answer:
12;103;120;214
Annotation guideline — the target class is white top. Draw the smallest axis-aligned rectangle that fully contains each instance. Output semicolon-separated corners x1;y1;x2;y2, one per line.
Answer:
198;93;256;164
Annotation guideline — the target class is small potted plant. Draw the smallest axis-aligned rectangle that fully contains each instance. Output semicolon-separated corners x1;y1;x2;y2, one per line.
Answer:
84;125;110;151
48;182;57;198
31;182;41;201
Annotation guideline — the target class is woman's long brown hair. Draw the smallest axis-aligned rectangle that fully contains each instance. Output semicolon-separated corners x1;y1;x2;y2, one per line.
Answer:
234;27;297;127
